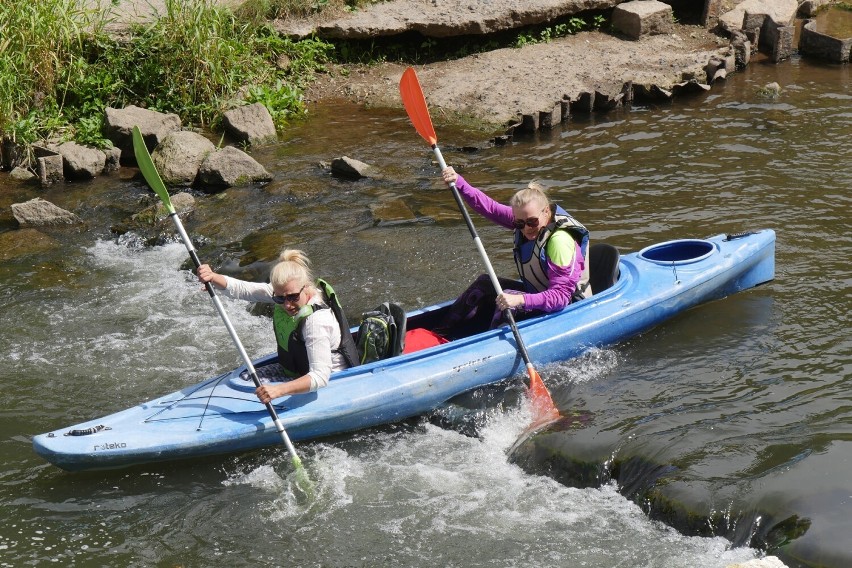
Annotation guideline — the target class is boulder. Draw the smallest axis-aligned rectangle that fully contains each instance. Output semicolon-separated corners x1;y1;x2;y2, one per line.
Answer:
57;141;106;179
36;153;64;187
131;192;196;226
197;146;272;189
11;198;82;227
330;156;376;179
718;0;798;35
10;166;36;182
103;105;182;165
1;138;26;170
151;130;216;186
112;192;196;244
222;103;277;145
612;0;674;40
292;0;625;39
799;18;852;63
0;228;61;260
103;146;122;173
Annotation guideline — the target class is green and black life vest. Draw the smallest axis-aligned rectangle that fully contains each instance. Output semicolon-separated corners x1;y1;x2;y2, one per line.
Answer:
513;204;591;299
272;279;360;377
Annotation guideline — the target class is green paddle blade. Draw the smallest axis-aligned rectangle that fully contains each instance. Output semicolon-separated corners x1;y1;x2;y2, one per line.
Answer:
131;126;174;214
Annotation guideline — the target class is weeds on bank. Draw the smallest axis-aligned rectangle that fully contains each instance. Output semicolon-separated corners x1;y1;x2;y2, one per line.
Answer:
0;0;332;150
0;0;109;146
334;13;610;64
513;15;607;47
1;0;608;153
237;0;384;20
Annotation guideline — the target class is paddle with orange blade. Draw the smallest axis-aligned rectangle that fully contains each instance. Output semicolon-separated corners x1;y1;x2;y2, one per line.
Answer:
399;67;560;427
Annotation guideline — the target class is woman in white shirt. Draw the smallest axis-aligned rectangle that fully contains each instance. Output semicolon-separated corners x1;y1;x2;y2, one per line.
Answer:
197;249;357;403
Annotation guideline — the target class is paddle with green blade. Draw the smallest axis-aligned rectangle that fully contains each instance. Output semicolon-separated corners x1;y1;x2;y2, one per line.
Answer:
398;68;560;427
131;126;311;490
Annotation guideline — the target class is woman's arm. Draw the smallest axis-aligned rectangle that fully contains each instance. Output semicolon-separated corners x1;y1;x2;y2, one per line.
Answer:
197;264;274;302
442;168;515;229
254;309;338;402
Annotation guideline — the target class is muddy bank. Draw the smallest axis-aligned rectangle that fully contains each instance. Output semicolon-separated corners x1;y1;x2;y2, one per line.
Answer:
304;24;729;132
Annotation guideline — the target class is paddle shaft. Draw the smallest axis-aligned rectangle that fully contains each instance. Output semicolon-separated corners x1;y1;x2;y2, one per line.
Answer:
168;213;301;460
398;67;557;422
130;127;301;465
429;144;538;375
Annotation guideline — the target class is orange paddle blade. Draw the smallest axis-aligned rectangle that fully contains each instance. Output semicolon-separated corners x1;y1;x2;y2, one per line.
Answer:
399;67;438;146
527;366;560;425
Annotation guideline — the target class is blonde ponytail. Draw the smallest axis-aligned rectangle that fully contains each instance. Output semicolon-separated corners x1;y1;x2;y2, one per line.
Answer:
270;248;315;289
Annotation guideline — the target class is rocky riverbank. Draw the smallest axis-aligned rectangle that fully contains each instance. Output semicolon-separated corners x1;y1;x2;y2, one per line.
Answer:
87;0;810;136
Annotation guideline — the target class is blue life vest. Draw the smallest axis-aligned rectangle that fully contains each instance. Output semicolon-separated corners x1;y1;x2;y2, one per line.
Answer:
512;204;590;297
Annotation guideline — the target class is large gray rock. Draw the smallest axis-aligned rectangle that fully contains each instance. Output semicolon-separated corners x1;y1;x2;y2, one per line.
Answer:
330;156;376;179
151;130;216;186
36;153;64;186
131;192;196;225
612;0;674;40
197;146;272;189
799;18;852;63
103;146;122;173
10;166;36;182
103;105;182;165
11;198;82;227
718;0;798;34
57;141;106;179
281;0;622;39
222;103;277;145
112;192;196;245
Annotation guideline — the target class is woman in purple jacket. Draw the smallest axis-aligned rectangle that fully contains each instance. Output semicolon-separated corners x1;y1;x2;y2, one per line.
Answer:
439;166;590;336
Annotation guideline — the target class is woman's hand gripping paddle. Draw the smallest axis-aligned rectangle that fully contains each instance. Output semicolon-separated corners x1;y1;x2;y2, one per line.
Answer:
398;68;560;428
131;126;312;494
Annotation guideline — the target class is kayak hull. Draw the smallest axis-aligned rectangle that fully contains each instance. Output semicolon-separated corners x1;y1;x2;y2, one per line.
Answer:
33;231;775;471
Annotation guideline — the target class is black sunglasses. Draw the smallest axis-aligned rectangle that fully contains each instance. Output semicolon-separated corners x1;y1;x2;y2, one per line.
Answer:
272;284;306;305
512;207;548;230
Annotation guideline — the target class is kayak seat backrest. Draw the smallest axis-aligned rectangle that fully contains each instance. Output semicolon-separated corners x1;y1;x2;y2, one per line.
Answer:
588;243;620;295
387;302;407;357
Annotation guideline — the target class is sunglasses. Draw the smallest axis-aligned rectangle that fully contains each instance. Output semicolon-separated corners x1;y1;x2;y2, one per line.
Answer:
512;207;548;230
272;284;306;305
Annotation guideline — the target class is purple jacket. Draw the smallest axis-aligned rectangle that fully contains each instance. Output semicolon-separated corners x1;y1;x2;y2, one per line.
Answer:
454;175;585;312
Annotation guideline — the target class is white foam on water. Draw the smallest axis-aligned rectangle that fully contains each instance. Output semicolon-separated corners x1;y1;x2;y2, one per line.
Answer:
19;239;277;397
223;399;761;567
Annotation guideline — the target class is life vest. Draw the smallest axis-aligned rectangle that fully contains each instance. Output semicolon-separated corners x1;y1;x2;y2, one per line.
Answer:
512;204;591;300
272;279;360;378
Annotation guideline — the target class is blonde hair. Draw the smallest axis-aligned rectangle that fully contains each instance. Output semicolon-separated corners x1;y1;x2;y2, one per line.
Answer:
510;181;550;211
270;249;314;289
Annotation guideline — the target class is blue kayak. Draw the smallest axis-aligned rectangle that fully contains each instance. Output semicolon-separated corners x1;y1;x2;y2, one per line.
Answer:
32;230;775;472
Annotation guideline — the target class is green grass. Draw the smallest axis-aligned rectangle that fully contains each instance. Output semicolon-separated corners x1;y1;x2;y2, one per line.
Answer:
0;0;608;158
0;0;333;152
237;0;384;20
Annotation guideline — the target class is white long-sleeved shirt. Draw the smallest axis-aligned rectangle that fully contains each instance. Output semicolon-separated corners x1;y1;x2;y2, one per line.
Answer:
220;277;347;390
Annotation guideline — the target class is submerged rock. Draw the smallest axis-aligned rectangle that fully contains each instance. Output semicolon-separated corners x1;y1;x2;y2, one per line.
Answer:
11;198;83;227
0;228;61;260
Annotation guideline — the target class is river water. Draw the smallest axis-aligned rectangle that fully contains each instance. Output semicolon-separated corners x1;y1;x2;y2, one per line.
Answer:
0;55;849;567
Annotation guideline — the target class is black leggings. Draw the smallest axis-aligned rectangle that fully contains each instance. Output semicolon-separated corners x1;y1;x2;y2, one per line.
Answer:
438;274;544;338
